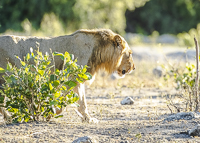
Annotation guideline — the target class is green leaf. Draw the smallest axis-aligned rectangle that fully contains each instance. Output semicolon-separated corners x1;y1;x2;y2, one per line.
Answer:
47;94;54;98
26;53;30;61
53;52;63;56
53;80;60;87
53;52;64;60
78;73;88;80
24;116;30;122
76;78;83;83
68;93;72;98
15;56;20;60
64;51;70;61
64;81;77;87
72;96;79;102
10;75;17;83
0;67;5;73
50;100;58;105
54;91;61;98
25;67;29;72
49;83;53;91
70;54;74;60
60;55;64;60
31;52;34;57
0;96;4;104
55;69;60;75
54;115;63;118
50;74;57;81
85;73;92;80
82;67;87;73
6;78;12;83
6;63;12;72
61;86;67;90
20;61;26;66
38;69;45;75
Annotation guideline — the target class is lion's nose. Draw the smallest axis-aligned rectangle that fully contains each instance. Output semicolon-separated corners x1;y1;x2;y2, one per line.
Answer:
122;70;126;75
133;65;136;70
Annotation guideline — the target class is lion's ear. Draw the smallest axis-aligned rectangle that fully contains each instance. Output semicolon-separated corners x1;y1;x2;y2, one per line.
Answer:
114;35;123;48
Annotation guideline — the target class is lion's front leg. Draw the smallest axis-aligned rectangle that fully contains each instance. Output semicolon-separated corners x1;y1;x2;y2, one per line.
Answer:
74;83;98;123
0;107;12;123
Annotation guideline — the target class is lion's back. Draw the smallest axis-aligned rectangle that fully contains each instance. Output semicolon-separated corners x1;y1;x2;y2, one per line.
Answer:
0;35;46;69
0;31;98;69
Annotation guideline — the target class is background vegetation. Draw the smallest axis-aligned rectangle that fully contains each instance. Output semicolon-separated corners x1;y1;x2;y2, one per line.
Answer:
0;0;148;35
126;0;200;35
1;0;200;37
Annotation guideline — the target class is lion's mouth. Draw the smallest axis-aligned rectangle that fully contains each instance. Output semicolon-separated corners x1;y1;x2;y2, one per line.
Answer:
113;71;125;79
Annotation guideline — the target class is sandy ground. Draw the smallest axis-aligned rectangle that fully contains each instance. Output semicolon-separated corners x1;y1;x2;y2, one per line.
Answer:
0;87;200;143
0;45;200;143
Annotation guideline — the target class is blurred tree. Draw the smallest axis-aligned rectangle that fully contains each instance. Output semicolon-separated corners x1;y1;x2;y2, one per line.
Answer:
73;0;148;34
0;0;76;33
125;0;200;35
0;0;148;34
0;0;50;32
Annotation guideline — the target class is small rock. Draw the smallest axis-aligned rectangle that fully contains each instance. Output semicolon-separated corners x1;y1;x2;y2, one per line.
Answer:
121;97;134;105
188;124;200;136
72;136;97;143
120;140;129;143
153;66;163;77
164;112;200;122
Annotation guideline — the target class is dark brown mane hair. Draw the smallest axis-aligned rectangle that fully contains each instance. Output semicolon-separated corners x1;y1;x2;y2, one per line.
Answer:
78;29;125;75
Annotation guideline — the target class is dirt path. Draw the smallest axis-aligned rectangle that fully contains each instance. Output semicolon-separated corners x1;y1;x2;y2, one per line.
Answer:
1;87;199;143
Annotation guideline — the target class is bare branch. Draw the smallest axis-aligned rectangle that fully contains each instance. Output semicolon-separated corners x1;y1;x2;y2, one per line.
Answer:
167;105;173;114
194;36;199;112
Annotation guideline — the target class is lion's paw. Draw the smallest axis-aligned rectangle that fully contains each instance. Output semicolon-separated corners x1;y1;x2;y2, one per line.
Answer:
88;117;99;124
81;116;99;124
74;109;99;124
4;114;12;124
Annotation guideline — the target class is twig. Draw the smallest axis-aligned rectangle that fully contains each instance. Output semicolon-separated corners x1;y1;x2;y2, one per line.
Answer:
194;36;199;112
167;105;173;114
169;100;181;112
50;49;56;73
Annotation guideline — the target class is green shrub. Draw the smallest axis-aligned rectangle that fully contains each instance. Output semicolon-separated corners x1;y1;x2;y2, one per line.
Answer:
0;48;91;123
163;62;198;112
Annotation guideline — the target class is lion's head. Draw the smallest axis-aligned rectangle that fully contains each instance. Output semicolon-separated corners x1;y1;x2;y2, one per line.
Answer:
87;29;135;77
114;36;135;77
110;34;135;78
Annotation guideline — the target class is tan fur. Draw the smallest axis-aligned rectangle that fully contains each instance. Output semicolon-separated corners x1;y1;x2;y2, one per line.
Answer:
0;29;134;123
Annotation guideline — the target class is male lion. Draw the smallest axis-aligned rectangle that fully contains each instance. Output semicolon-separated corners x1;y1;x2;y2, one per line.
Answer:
0;29;135;123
